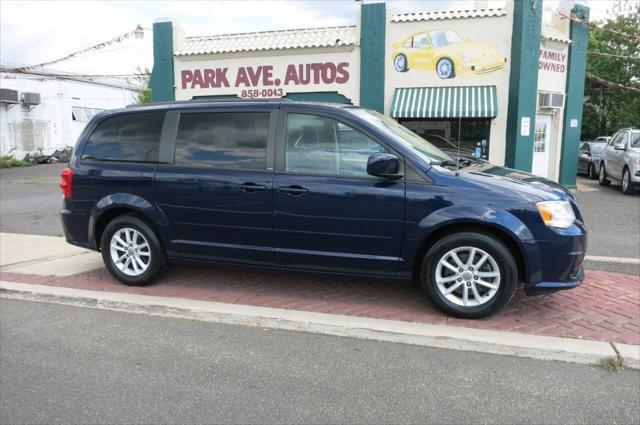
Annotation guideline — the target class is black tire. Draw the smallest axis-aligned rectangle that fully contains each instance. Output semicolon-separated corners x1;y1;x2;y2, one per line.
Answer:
420;232;517;319
598;163;611;186
100;214;167;286
587;163;597;180
436;58;455;79
394;54;408;72
622;167;635;195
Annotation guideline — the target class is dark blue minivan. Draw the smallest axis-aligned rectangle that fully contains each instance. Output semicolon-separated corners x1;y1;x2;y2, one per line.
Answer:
60;100;586;318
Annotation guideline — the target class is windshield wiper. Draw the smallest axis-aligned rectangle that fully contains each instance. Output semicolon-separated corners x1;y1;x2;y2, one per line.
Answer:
431;159;471;168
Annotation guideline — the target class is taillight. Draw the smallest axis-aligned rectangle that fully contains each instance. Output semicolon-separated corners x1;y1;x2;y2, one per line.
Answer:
60;167;74;199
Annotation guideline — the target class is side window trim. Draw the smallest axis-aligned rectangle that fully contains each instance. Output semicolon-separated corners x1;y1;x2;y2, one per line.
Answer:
170;108;277;172
274;108;402;175
159;110;179;164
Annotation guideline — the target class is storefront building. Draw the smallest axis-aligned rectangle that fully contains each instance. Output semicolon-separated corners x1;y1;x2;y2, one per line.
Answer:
150;0;589;187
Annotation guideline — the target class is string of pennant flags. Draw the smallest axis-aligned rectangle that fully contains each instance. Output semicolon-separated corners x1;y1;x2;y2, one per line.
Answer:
13;25;145;73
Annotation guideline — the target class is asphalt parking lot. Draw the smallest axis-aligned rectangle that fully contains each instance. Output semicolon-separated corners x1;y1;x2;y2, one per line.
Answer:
0;163;638;274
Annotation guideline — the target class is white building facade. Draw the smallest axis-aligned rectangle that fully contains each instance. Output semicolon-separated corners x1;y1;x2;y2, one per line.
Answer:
0;68;140;159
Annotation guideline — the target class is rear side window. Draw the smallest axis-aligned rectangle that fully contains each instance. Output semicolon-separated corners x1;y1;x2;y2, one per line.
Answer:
174;112;269;170
82;111;164;162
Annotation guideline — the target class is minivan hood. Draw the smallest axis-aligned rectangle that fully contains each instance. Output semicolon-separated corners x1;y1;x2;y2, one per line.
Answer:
435;162;575;202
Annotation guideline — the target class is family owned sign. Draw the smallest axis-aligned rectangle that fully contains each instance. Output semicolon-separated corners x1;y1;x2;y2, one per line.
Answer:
180;61;351;97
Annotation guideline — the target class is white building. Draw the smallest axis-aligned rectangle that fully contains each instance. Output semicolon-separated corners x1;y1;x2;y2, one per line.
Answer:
0;65;142;159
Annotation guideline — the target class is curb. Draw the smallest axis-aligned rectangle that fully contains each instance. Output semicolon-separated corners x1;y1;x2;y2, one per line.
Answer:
1;280;638;370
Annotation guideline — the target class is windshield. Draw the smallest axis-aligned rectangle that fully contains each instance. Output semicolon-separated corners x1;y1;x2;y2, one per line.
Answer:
591;144;605;154
631;132;640;148
349;109;453;164
429;30;463;48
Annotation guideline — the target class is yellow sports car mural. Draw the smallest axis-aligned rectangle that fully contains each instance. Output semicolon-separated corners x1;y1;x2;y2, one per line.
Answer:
391;29;507;79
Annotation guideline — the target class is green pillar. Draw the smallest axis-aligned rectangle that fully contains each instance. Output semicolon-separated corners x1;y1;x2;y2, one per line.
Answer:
504;0;543;171
359;2;385;112
149;20;175;102
559;5;590;188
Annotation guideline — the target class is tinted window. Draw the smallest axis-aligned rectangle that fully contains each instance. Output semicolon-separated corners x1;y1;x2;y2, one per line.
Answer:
175;112;269;170
285;114;387;177
82;111;164;162
618;132;629;147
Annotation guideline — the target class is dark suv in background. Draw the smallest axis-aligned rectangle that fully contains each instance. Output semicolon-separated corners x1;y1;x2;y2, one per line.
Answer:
60;100;587;319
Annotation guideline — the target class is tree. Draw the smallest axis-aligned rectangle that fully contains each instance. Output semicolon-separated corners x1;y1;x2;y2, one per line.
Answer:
581;1;640;140
131;66;152;104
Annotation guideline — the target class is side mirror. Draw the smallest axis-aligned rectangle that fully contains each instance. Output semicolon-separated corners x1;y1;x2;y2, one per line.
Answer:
367;153;403;180
614;144;626;151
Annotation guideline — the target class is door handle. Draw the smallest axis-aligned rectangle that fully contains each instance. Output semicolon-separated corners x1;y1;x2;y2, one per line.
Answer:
278;185;309;196
238;182;267;192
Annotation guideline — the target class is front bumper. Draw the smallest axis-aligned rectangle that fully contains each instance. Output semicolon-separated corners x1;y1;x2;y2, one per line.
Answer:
462;58;507;75
526;266;584;295
523;222;587;295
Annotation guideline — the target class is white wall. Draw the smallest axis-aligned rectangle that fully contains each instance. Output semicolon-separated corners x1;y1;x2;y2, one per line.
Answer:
0;74;139;159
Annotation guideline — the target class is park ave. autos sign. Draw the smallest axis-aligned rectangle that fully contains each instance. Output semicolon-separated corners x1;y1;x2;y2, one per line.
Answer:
174;57;355;100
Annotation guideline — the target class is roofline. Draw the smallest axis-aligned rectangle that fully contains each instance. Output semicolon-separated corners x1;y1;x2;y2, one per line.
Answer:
183;24;357;42
0;67;142;91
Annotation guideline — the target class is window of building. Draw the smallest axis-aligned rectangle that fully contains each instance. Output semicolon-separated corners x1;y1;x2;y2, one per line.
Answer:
81;111;164;162
399;118;491;160
174;112;269;170
285;114;387;177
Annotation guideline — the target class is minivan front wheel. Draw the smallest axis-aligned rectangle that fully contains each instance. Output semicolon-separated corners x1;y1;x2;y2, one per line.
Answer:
420;232;517;319
101;214;166;286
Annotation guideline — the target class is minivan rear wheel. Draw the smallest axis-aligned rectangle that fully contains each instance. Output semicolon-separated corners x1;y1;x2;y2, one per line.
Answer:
100;214;167;286
420;232;517;319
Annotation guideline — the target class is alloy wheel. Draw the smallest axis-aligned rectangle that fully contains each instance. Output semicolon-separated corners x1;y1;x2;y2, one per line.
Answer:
109;227;151;276
436;59;453;79
435;246;501;307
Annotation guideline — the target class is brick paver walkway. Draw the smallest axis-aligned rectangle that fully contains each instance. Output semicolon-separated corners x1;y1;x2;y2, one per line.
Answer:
2;265;639;344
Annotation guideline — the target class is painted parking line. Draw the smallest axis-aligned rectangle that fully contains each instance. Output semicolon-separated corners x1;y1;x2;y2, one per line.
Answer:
585;255;640;265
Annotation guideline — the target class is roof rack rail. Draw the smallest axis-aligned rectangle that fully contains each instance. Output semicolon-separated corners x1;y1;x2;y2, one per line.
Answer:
126;98;292;107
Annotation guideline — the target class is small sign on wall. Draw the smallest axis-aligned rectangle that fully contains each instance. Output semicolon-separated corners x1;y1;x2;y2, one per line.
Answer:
570;119;578;128
521;117;531;136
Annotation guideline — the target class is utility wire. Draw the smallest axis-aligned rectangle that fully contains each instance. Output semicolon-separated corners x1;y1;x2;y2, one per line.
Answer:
586;73;640;93
556;10;640;41
588;51;640;60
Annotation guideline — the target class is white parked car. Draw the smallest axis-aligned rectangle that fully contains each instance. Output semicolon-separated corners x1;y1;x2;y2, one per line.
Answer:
598;128;640;195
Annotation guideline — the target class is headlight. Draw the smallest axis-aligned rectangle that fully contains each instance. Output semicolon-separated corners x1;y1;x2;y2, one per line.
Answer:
463;52;472;62
536;201;576;228
632;158;640;166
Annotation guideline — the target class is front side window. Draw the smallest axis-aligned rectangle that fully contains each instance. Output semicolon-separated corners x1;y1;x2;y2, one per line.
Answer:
285;114;387;177
349;108;453;164
618;132;630;147
429;30;463;48
631;132;640;148
174;112;269;170
413;33;430;48
82;111;164;162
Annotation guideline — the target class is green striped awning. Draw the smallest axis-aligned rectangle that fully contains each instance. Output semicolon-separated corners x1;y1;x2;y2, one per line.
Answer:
391;86;498;119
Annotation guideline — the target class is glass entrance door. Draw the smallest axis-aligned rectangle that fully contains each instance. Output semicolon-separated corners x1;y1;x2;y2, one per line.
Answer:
532;115;551;177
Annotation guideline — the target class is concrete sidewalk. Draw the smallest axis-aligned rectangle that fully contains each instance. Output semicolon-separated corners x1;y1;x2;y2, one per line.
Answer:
1;232;639;369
